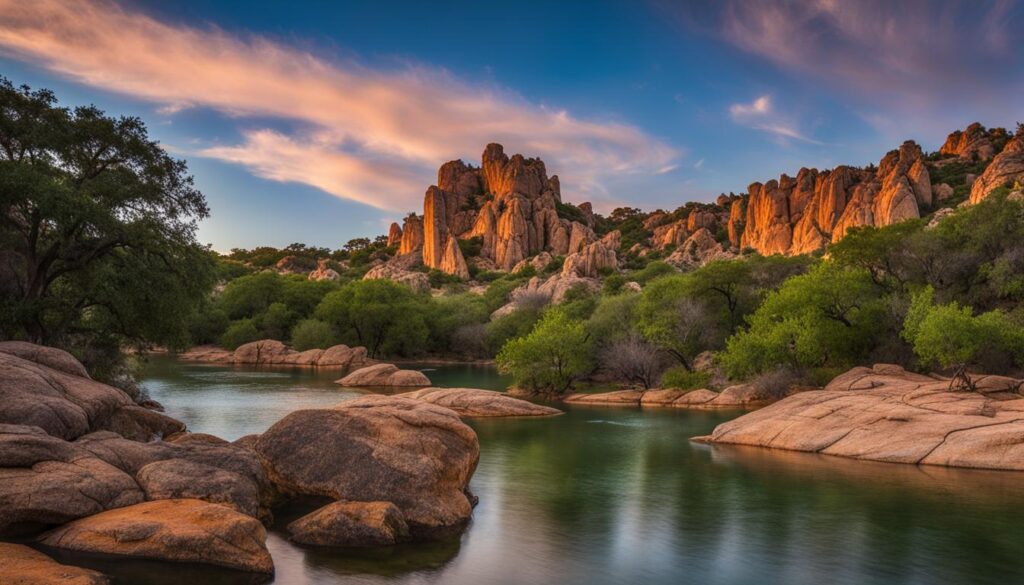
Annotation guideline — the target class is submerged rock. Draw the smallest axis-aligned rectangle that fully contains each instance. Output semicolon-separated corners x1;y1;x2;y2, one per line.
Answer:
39;499;274;574
336;363;431;387
0;542;109;585
254;395;479;537
401;387;562;417
287;500;409;547
695;364;1024;471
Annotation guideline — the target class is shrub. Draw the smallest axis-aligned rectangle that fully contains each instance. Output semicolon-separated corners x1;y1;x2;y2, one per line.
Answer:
603;274;627;295
458;237;483;258
497;309;593;395
315;279;429;357
631;261;675;283
485;308;542;354
660;368;710;390
600;334;664;388
221;319;261;350
290;319;337;350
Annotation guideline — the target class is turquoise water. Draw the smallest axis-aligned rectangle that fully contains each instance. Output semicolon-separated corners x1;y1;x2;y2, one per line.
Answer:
73;357;1024;584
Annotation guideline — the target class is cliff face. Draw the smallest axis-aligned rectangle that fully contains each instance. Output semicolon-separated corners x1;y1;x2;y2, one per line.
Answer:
939;122;1007;161
970;133;1024;204
735;140;932;255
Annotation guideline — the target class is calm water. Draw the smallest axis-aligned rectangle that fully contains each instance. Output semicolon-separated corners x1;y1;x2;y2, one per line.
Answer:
73;357;1024;584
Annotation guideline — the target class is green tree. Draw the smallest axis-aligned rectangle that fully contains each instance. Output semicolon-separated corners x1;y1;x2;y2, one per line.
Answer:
221;318;260;350
315;279;429;357
720;263;887;378
497;309;593;395
0;78;214;374
290;319;337;351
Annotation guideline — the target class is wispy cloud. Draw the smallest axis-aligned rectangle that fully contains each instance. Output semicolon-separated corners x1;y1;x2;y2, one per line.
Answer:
728;94;820;144
659;0;1024;139
0;0;680;212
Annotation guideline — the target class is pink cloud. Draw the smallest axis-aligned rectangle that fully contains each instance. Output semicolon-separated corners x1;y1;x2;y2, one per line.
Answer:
0;0;680;211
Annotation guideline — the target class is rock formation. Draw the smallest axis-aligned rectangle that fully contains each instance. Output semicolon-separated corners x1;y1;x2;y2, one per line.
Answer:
336;363;431;387
665;228;733;268
737;141;933;255
386;222;403;247
398;214;425;255
970;132;1024;204
695;364;1024;471
308;258;341;281
287;500;409;547
181;339;371;370
565;383;783;409
562;230;620;278
253;395;479;536
363;261;431;292
939;122;1006;161
39;499;275;574
0;543;110;584
401;387;563;417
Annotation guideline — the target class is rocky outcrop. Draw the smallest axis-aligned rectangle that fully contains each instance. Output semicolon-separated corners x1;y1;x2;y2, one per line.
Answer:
565;384;779;409
386;222;403;247
665;228;733;268
390;144;595;275
254;395;479;536
39;499;275;574
274;255;310;275
287;500;409;547
740;141;933;255
0;543;109;585
510;273;601;305
182;340;370;370
398;215;424;255
401;387;563;417
562;230;619;278
940;122;1006;161
308;258;341;281
695;364;1024;471
970;133;1024;204
652;220;689;249
336;363;431;387
0;424;144;536
363;261;431;292
511;251;553;274
0;346;183;441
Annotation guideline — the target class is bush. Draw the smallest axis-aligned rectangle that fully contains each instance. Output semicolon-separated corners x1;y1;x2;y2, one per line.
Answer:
290;319;337;350
603;274;627;295
630;261;676;284
497;309;593;395
458;237;483;258
221;319;261;350
600;334;664;388
315;279;430;357
485;308;542;354
660;368;710;390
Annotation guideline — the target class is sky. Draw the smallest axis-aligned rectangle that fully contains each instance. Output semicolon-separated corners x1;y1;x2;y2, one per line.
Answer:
1;0;1022;251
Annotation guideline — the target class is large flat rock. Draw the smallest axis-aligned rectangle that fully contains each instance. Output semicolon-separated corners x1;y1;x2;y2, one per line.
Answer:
336;363;431;387
695;364;1024;471
0;542;109;584
401;387;562;417
565;385;776;409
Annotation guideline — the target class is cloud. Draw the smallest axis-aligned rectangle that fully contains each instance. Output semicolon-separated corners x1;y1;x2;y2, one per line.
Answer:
728;93;820;144
660;0;1024;137
693;158;704;170
0;0;680;212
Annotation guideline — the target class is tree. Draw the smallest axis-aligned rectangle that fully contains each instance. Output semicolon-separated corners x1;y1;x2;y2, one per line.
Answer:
315;279;429;357
720;263;887;378
902;286;1024;387
497;309;593;396
0;78;214;373
600;334;663;388
290;319;337;351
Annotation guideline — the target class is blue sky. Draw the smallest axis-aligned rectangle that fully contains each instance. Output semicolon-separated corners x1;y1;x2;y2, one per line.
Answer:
1;0;1021;251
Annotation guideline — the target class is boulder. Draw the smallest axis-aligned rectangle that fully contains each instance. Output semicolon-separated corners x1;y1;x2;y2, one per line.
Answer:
363;262;431;293
254;395;479;535
0;542;109;585
933;182;954;201
401;387;562;417
0;347;182;441
0;425;143;536
336;363;430;387
308;258;341;281
39;499;274;574
665;228;733;268
225;339;370;369
0;341;88;377
566;386;779;410
695;364;1024;471
970;133;1024;204
287;500;409;547
136;459;261;518
511;273;601;306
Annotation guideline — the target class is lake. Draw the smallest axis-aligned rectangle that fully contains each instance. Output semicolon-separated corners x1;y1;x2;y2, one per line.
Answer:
70;356;1024;585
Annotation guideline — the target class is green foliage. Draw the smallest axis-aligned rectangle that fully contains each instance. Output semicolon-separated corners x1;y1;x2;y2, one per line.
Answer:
630;261;675;284
290;319;337;351
485;308;542;354
427;269;462;288
585;293;640;343
482;276;526;313
0;77;215;380
315;279;429;357
595;207;652;250
720;264;887;378
660;367;710;390
425;294;489;354
927;159;990;206
602;274;627;295
458;237;483;258
497;309;593;395
258;302;294;340
542;256;565;274
902;286;1024;371
186;304;229;346
555;201;586;223
221;319;261;350
559;285;599;321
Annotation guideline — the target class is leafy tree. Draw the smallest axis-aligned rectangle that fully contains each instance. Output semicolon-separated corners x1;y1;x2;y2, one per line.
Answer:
290;318;337;351
315;279;429;357
497;309;593;395
485;307;542;354
217;271;283;319
258;302;294;340
720;263;887;378
0;78;214;375
221;318;261;350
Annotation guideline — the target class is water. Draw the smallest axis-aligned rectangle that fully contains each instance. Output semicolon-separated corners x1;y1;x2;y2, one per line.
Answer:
91;357;1024;584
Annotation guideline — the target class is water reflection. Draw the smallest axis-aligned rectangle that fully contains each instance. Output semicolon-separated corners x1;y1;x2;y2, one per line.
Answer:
129;359;1024;585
